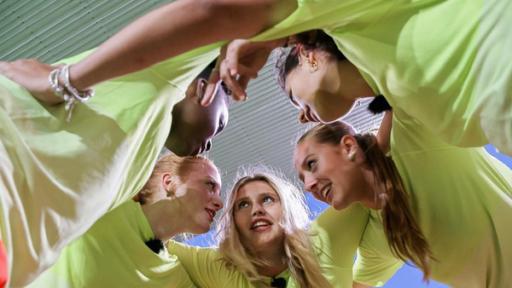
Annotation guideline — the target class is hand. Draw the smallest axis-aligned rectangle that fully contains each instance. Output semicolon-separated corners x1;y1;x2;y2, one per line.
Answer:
0;59;63;105
201;39;278;106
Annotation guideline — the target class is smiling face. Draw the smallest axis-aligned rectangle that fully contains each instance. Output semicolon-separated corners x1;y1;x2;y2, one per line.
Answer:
166;78;229;156
294;136;369;210
233;180;285;253
173;160;223;234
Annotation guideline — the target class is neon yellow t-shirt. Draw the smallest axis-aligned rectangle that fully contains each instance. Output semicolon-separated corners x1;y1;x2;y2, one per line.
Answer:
28;200;196;288
0;44;219;286
168;203;369;287
353;109;512;287
254;0;512;153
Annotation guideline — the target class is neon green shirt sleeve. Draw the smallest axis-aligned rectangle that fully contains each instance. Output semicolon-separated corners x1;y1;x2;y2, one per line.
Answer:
309;203;370;287
0;44;219;286
254;0;512;152
28;200;197;288
168;241;294;287
354;108;512;287
352;211;402;287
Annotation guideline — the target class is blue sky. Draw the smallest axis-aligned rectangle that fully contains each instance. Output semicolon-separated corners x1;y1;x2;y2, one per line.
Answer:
186;145;511;287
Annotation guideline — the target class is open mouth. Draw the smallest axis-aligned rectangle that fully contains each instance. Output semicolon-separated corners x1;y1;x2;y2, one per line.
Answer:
205;208;216;222
250;219;272;232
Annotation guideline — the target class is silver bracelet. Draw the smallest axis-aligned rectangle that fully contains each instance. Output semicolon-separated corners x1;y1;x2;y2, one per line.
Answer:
48;65;94;122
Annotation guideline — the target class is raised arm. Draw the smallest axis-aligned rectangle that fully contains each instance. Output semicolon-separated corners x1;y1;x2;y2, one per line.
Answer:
71;0;295;89
0;0;295;103
376;111;392;154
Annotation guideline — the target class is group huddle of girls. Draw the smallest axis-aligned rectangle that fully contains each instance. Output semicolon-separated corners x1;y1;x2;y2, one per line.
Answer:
0;0;510;287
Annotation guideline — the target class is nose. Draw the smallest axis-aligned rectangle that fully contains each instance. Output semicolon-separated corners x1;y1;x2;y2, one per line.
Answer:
304;173;319;194
251;203;265;216
204;140;212;152
212;194;223;210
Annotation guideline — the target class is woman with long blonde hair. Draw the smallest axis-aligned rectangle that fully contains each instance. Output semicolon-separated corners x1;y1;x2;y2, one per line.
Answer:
169;167;365;287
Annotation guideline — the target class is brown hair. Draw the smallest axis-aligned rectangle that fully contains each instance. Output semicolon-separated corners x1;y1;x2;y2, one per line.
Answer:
134;153;213;205
298;122;433;281
276;29;347;92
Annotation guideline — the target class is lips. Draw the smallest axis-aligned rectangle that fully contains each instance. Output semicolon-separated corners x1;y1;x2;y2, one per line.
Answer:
205;208;216;222
250;218;272;232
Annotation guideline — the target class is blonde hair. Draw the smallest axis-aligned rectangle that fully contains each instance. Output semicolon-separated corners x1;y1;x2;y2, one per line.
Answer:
217;166;332;288
134;152;213;205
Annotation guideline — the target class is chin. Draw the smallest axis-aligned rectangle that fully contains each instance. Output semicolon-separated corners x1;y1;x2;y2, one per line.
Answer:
332;199;350;210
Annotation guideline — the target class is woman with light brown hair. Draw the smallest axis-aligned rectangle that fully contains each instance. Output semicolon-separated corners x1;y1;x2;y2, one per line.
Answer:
29;153;223;287
294;114;512;287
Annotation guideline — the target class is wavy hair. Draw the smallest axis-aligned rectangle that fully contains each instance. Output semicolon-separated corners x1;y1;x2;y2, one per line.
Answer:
217;166;332;288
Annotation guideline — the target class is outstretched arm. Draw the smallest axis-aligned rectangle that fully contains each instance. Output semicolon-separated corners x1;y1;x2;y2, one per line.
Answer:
0;0;295;103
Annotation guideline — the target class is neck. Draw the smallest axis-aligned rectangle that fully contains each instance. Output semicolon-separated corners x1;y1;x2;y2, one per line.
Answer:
360;168;386;210
335;61;375;99
140;199;189;241
252;240;288;277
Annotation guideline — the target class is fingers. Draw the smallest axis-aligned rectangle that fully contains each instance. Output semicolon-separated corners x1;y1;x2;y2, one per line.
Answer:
201;67;220;107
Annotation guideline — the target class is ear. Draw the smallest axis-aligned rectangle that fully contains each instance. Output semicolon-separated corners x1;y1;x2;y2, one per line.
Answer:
339;135;358;161
161;173;175;196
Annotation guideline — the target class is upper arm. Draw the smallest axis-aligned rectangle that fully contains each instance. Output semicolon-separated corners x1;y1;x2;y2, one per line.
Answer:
376;111;392;154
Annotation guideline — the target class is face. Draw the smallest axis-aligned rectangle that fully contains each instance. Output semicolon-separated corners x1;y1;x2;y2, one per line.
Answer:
233;181;285;252
284;50;363;123
173;161;223;234
166;78;229;156
293;136;368;210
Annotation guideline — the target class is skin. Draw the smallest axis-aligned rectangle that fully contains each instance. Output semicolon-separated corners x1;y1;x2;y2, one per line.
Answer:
0;0;296;103
233;180;287;276
294;135;383;210
142;161;223;239
166;78;229;156
285;47;374;123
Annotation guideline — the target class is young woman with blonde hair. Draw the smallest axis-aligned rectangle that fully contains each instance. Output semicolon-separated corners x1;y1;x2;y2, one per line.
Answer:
29;153;223;287
169;167;366;287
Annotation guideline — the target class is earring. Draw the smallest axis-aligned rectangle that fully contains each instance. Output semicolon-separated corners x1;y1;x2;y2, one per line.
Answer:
306;59;318;72
348;151;356;161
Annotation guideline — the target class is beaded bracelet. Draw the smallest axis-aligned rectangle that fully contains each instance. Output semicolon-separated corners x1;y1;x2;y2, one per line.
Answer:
48;65;94;122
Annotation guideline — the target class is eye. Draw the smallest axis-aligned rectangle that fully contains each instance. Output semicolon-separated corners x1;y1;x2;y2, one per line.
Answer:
288;90;301;108
237;200;249;210
206;180;216;191
262;195;275;205
306;159;317;170
217;119;225;134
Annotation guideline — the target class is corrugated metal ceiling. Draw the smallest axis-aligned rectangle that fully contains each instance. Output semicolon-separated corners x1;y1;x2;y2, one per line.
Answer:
0;0;382;200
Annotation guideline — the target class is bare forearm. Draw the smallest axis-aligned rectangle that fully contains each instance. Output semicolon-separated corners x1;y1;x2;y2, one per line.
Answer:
71;0;294;89
377;111;392;153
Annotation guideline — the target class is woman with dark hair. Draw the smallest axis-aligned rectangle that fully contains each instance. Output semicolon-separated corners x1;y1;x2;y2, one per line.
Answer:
29;153;223;287
294;112;512;287
2;0;510;154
